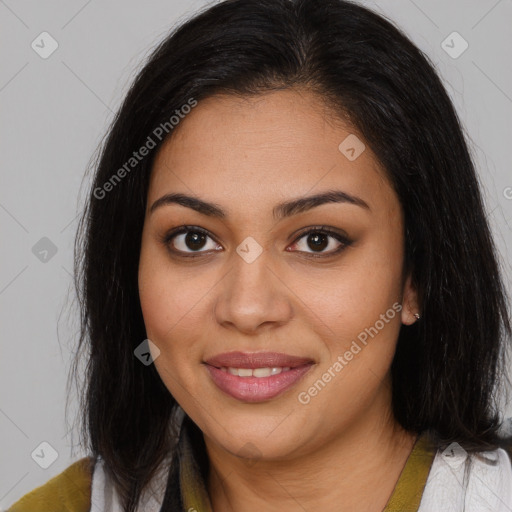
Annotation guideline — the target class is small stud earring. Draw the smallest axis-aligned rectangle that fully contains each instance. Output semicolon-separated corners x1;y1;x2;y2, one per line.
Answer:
414;313;421;320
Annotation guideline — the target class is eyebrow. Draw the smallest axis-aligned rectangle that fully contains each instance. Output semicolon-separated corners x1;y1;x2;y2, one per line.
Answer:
149;189;371;220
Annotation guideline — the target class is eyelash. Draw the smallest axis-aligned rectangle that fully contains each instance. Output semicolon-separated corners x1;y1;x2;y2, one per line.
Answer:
160;225;353;259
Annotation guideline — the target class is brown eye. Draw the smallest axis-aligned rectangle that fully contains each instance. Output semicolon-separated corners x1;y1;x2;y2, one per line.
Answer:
289;227;352;257
304;232;329;252
183;231;208;251
162;226;220;257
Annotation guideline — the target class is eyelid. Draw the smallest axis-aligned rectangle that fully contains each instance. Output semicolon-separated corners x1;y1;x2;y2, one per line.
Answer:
160;225;353;258
291;225;351;244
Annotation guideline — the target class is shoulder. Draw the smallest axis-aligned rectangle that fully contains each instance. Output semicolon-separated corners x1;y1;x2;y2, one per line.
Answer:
419;445;512;511
7;456;95;512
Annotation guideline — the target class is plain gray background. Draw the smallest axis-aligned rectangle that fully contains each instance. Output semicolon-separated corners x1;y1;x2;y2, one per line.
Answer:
1;0;511;508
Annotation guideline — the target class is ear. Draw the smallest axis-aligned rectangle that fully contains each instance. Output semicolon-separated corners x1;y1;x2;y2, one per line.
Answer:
400;272;420;325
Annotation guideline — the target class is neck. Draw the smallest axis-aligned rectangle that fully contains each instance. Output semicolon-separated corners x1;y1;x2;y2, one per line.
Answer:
205;385;417;512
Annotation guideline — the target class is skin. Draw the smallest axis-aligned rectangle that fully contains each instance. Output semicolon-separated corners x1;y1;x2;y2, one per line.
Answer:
138;87;420;512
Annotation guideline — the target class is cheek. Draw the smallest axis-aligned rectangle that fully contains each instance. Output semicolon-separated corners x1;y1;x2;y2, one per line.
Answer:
138;244;208;381
138;242;191;338
298;235;402;331
293;240;404;389
138;253;203;403
346;226;404;309
138;242;184;350
138;269;175;341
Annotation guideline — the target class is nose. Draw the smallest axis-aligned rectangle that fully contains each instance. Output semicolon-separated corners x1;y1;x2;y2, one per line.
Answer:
214;250;293;335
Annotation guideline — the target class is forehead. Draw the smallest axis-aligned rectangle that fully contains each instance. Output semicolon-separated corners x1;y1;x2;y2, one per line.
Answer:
148;89;396;218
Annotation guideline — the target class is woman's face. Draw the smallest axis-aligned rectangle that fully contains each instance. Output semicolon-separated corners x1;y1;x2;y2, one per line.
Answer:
138;88;418;461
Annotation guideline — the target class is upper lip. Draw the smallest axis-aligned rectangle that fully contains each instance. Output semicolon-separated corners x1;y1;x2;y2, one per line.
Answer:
205;351;314;369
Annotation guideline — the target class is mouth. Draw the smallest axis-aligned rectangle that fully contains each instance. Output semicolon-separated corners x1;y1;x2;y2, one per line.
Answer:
203;351;315;402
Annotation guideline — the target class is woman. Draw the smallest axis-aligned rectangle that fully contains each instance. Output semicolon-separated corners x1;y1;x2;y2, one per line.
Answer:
8;0;512;511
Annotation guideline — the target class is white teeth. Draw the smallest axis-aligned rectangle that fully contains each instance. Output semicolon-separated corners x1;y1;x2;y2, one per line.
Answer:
253;367;272;377
221;366;291;377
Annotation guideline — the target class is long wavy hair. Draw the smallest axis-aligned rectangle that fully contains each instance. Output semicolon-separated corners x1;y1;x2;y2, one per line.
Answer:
68;0;512;510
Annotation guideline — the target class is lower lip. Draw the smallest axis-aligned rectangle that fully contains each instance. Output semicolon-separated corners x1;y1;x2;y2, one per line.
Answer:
205;364;313;402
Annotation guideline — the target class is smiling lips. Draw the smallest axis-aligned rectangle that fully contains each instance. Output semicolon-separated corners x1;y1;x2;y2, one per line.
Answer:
204;351;314;402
